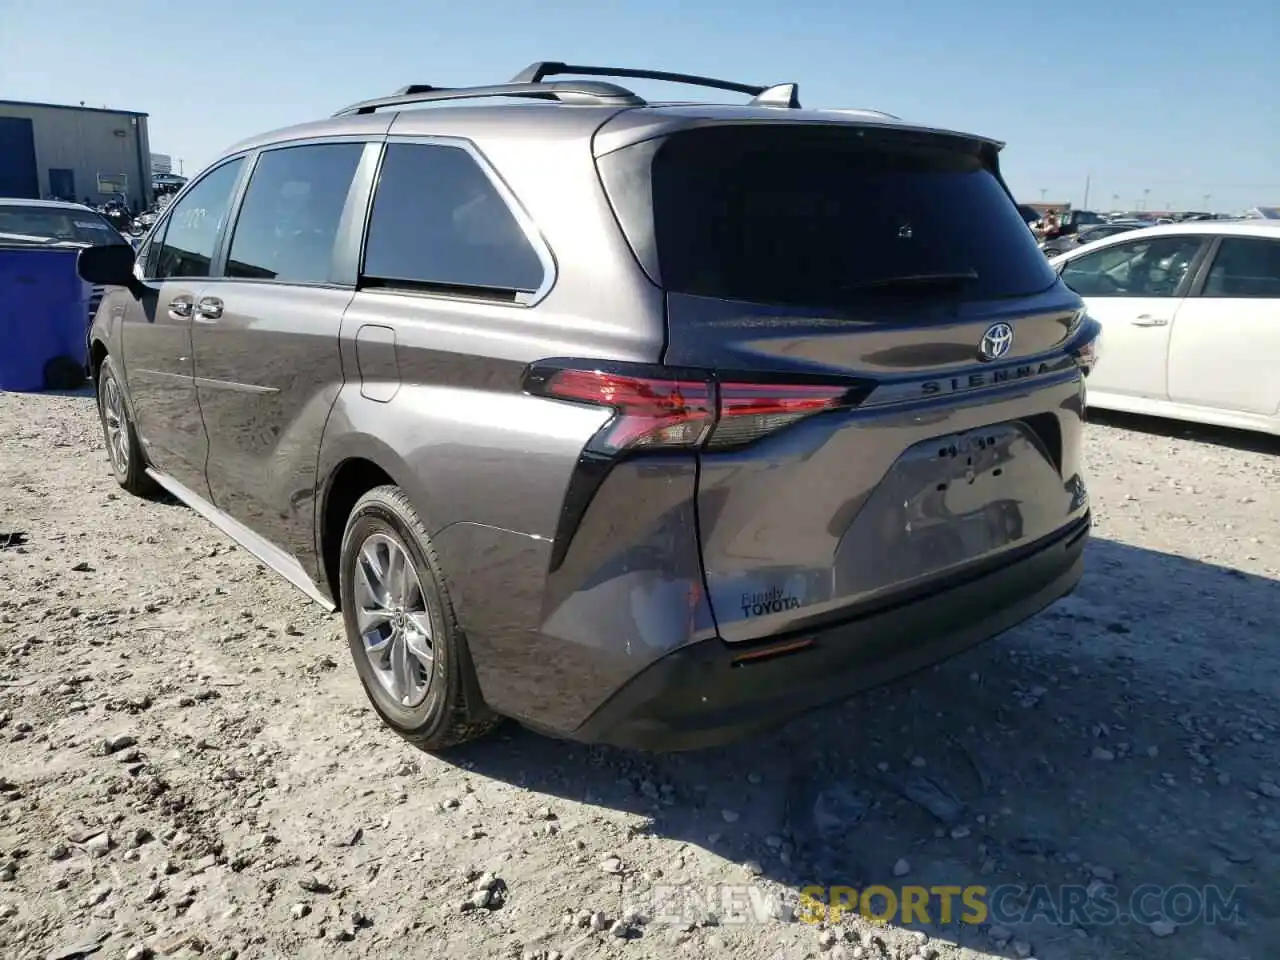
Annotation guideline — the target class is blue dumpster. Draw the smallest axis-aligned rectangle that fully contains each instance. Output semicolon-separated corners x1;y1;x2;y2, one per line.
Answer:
0;246;87;392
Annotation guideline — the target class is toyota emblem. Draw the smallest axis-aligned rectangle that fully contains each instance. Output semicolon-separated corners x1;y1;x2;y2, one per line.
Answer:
978;322;1014;361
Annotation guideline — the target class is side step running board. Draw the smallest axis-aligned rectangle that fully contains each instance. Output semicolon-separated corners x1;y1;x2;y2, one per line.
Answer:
145;468;337;612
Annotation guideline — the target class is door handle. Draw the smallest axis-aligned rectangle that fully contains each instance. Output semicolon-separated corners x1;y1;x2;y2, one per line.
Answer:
1130;314;1169;327
195;296;224;321
167;296;193;320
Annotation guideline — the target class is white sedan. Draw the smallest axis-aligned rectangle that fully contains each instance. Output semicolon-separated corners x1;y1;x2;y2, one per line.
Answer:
1048;220;1280;436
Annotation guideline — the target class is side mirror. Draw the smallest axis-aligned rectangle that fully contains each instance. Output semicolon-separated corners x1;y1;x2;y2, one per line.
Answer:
78;243;137;287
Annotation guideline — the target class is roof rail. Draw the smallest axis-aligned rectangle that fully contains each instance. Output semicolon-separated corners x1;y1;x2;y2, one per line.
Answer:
332;80;645;117
511;61;801;108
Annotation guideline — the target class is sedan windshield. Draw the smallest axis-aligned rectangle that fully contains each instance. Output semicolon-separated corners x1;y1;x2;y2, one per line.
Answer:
0;205;127;246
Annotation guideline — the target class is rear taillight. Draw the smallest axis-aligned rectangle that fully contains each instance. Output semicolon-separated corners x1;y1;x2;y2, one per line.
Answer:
540;369;715;453
708;382;852;449
1073;338;1098;375
1070;313;1102;377
526;360;869;455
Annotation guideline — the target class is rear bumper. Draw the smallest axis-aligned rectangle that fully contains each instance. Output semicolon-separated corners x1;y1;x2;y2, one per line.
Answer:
569;512;1089;751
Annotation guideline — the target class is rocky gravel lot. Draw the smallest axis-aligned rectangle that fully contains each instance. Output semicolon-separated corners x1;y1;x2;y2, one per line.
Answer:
1;390;1278;960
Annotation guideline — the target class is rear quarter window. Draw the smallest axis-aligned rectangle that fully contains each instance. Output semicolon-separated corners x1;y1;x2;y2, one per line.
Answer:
360;142;546;299
638;125;1058;309
1202;236;1280;298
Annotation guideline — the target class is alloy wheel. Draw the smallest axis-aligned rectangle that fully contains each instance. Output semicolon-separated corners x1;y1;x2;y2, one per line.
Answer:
101;376;129;475
353;532;435;708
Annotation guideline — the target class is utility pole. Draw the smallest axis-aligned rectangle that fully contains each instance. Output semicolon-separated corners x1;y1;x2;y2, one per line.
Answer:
177;158;184;176
1082;174;1091;210
1142;188;1151;211
1040;188;1048;201
1203;193;1211;210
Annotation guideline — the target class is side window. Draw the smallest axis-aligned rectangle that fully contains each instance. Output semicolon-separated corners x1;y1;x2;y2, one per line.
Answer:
225;142;364;284
361;142;545;297
1061;235;1204;298
152;159;245;280
1201;237;1280;299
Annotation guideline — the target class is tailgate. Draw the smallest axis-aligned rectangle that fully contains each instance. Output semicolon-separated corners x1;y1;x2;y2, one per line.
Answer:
693;358;1088;642
596;120;1095;642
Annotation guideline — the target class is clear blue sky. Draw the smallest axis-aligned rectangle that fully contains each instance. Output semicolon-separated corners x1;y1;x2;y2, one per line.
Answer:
3;0;1276;211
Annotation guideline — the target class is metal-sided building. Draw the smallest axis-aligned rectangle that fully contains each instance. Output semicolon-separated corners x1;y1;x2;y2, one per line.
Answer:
0;99;152;212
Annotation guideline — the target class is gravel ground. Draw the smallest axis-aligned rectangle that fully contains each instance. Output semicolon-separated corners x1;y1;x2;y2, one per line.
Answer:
1;390;1277;960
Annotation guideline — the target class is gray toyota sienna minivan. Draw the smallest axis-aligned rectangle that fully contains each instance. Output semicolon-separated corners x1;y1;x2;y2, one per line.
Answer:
79;62;1099;752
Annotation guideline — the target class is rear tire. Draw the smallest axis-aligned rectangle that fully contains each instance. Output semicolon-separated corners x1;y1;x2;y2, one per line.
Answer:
96;355;155;497
339;485;500;751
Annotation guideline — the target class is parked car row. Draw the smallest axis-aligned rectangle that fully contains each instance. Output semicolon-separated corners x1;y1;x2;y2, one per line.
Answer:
1025;209;1244;259
1040;220;1147;257
1049;219;1280;435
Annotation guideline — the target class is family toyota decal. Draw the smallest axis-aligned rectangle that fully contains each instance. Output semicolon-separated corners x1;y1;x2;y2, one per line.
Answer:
740;587;801;618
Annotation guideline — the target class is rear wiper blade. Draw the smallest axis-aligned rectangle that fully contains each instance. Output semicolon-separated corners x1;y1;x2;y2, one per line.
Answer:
0;231;52;245
0;232;82;247
839;270;979;293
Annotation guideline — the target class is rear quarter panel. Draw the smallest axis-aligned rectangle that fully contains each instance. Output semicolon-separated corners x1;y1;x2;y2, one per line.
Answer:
316;265;666;727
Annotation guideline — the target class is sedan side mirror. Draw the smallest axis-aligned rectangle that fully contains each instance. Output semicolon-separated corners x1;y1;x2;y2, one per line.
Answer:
78;243;137;287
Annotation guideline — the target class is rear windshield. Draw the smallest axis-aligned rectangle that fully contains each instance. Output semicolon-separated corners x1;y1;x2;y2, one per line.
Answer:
0;205;126;247
646;126;1057;308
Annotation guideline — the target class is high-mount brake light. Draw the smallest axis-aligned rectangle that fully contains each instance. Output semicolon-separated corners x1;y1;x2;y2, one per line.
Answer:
533;364;864;454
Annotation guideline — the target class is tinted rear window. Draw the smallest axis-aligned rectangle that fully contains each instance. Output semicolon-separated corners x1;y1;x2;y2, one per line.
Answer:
0;205;126;246
648;126;1057;308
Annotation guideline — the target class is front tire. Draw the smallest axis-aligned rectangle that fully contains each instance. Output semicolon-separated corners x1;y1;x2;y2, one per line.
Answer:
97;355;155;496
339;485;500;751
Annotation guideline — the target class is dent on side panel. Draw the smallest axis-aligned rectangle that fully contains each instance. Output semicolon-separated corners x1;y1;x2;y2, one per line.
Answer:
94;288;129;364
433;457;717;734
273;383;348;576
193;285;351;577
197;378;345;582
